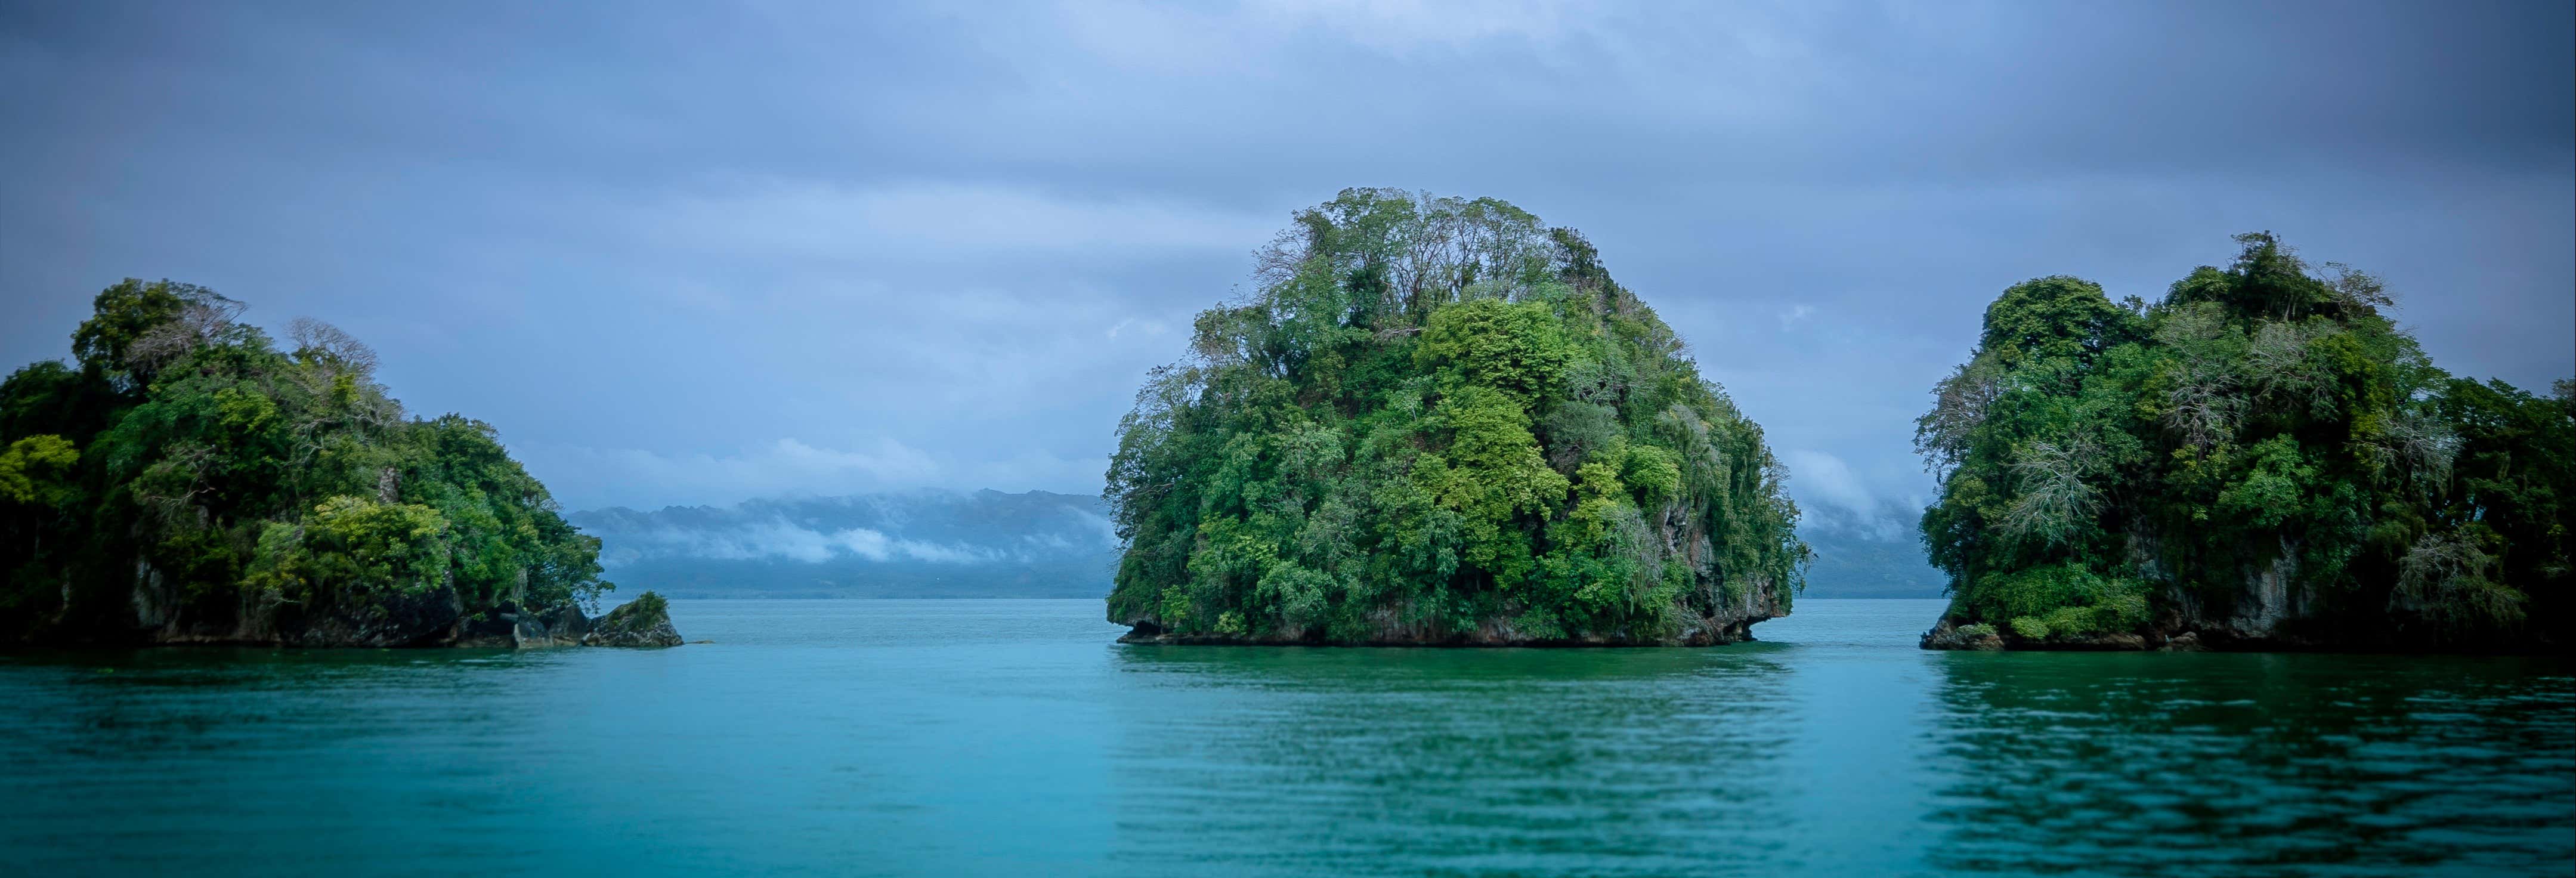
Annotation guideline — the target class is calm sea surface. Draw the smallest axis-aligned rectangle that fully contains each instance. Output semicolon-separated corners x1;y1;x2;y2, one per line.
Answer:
2;599;2568;877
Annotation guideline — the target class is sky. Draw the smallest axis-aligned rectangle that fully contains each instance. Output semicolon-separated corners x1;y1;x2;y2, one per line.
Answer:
4;1;2570;533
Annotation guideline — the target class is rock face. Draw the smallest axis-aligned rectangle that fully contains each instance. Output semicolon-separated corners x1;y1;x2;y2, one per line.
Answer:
1919;616;2148;651
1919;553;2407;653
1117;582;1787;647
455;602;570;648
1918;619;2005;651
126;558;472;648
454;593;682;648
294;586;472;648
580;593;683;648
116;558;679;649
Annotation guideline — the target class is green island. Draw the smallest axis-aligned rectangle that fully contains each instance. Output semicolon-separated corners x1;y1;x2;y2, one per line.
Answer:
1918;234;2572;651
1106;189;1808;645
0;280;678;648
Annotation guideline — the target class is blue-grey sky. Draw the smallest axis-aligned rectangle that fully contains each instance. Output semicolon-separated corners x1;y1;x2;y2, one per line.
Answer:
4;1;2569;531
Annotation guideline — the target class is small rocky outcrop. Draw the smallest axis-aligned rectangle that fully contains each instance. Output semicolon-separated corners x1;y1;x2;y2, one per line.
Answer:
452;592;679;649
581;592;683;648
1919;614;2155;652
1919;618;2005;651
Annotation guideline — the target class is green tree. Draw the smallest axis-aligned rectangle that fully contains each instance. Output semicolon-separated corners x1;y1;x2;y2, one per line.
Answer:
1919;235;2572;649
2;278;613;643
1106;190;1805;644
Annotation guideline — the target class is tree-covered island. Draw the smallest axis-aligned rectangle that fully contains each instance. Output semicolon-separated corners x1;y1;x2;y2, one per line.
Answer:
1106;190;1809;645
1918;234;2571;652
1;280;678;648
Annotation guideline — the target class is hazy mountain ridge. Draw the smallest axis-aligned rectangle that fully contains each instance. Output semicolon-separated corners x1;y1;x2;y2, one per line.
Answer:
567;490;1120;598
1800;530;1947;599
570;488;1942;600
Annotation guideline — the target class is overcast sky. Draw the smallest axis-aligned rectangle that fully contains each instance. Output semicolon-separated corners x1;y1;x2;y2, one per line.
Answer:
4;1;2569;530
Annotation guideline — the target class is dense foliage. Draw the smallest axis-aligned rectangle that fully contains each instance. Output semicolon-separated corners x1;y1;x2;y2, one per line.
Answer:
0;280;611;642
1106;190;1807;642
1918;234;2572;647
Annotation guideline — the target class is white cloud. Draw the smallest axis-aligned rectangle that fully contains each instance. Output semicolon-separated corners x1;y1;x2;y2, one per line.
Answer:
1783;449;1881;524
1780;449;1930;542
603;520;1001;566
519;437;942;510
516;434;1116;512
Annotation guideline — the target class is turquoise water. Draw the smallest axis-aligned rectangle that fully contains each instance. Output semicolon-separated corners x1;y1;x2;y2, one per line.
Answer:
2;599;2568;877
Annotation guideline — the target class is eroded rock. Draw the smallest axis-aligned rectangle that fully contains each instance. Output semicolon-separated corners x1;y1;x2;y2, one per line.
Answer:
583;593;682;648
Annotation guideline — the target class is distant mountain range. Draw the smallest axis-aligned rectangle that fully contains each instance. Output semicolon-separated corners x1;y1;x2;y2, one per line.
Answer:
1799;529;1948;599
568;490;1120;598
570;490;1947;600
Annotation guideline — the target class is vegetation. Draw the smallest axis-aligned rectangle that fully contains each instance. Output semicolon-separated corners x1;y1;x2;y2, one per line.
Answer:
1;279;611;643
1918;234;2572;648
1106;189;1807;643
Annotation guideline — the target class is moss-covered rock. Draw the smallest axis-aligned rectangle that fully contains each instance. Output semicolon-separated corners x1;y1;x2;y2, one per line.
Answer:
583;592;682;648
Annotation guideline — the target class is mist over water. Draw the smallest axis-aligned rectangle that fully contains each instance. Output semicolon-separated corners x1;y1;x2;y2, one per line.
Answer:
4;599;2567;876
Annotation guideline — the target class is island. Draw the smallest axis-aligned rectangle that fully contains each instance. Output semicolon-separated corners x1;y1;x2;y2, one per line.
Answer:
0;280;679;648
1915;234;2571;652
1105;189;1810;645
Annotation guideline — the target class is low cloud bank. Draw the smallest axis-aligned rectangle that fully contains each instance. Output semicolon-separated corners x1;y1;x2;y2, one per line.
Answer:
570;489;1118;570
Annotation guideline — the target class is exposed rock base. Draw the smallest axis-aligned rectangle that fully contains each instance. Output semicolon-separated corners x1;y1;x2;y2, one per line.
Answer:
454;595;678;648
100;564;681;649
1915;614;2474;653
1118;606;1773;647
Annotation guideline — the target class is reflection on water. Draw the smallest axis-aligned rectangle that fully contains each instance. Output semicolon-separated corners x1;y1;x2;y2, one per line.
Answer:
1923;652;2576;876
1105;646;1798;876
0;599;2567;877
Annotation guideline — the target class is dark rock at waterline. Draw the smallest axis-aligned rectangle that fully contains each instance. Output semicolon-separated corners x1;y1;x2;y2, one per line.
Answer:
453;608;522;649
1116;605;1771;647
583;593;682;648
107;554;682;649
453;602;580;649
287;585;468;648
1918;615;2155;652
453;593;679;649
543;602;592;644
1919;618;2005;651
124;557;472;647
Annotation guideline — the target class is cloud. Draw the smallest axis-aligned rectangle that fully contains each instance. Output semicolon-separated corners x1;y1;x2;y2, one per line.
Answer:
602;520;998;565
1782;449;1921;541
515;435;1114;512
518;438;942;510
1;0;2565;520
1783;450;1876;522
573;489;1122;568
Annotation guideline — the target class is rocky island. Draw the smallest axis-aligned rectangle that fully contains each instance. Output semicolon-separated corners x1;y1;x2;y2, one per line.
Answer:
0;280;679;648
1915;234;2570;652
1105;190;1809;645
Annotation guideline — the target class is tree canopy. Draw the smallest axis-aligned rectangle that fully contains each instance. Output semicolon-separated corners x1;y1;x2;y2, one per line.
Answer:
1918;234;2572;648
1106;189;1807;644
1;279;611;644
